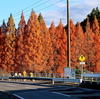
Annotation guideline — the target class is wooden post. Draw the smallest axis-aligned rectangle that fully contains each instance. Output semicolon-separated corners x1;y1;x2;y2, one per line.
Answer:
67;0;70;68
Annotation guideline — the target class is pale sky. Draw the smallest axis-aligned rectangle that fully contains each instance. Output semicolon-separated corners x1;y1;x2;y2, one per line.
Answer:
0;0;100;28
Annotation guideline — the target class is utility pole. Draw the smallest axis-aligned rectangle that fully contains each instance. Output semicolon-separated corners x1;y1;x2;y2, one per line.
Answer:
67;0;70;68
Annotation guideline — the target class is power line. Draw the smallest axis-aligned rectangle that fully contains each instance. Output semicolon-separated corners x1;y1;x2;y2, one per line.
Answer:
36;0;64;13
0;0;65;27
13;0;50;17
13;0;42;16
15;0;64;20
0;0;49;23
15;4;66;23
15;0;64;21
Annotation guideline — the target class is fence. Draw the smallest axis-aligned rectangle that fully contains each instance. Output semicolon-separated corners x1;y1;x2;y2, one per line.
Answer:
82;73;100;85
0;73;100;84
0;73;82;86
0;73;82;79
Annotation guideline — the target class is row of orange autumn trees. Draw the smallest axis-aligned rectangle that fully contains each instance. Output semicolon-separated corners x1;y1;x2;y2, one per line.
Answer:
0;10;100;73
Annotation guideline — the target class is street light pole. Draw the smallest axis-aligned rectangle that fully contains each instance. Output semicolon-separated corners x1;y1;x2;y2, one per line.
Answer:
67;0;70;68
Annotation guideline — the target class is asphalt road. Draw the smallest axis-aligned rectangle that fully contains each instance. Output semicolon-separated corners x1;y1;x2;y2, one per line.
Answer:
0;80;100;99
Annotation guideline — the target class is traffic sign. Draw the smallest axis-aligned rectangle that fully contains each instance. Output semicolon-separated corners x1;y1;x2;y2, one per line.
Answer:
79;55;86;62
80;62;85;65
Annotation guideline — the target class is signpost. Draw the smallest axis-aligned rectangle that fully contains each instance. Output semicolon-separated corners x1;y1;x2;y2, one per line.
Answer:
79;55;86;79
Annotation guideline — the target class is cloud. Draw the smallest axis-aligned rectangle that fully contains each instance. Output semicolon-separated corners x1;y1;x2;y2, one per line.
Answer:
42;0;100;27
42;1;67;27
70;0;100;24
43;10;67;27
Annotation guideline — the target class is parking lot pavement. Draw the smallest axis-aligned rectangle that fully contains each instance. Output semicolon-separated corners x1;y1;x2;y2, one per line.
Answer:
50;87;100;99
0;91;20;99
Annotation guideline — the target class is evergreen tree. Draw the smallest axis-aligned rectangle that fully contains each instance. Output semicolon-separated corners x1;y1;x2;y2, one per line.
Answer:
81;7;100;31
88;7;100;26
1;20;7;34
7;14;15;34
38;13;44;24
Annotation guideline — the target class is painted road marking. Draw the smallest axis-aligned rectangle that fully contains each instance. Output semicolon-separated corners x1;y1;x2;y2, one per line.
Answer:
25;87;37;89
6;84;16;87
0;89;4;91
52;92;71;97
13;94;25;99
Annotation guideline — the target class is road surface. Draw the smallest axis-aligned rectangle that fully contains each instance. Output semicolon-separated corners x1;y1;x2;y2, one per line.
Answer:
0;80;100;99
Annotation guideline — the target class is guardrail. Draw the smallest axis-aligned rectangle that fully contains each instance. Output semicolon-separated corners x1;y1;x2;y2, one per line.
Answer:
82;73;100;85
0;76;82;86
83;73;100;78
0;77;9;80
52;78;82;86
1;73;100;86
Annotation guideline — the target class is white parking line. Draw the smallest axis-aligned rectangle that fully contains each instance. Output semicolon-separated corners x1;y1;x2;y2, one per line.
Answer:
13;94;25;99
25;87;37;89
25;87;31;89
52;92;71;97
6;84;16;87
0;89;4;91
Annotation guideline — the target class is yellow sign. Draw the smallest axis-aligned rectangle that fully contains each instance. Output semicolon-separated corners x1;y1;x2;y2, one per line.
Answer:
79;55;86;62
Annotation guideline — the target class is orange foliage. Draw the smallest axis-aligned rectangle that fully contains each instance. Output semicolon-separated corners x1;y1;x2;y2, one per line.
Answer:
0;11;100;73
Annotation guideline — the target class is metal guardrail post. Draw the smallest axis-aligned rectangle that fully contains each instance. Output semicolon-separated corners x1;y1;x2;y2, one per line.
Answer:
83;77;86;84
32;79;35;82
90;77;93;85
24;79;26;82
96;78;99;85
53;74;55;78
52;80;54;84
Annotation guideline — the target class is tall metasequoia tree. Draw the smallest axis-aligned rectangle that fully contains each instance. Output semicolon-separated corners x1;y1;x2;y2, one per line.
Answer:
38;13;53;73
17;11;26;36
54;19;67;74
38;13;45;73
49;21;56;73
22;24;30;71
75;22;86;68
1;8;100;73
92;16;99;34
5;14;16;72
96;36;100;72
27;10;41;72
0;27;5;70
70;19;76;68
92;16;100;72
0;21;7;70
85;18;95;71
15;12;26;72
